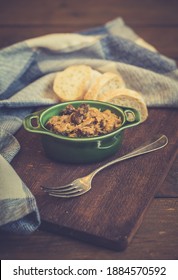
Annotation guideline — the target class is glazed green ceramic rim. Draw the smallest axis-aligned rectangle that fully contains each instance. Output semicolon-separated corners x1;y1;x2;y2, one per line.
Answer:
38;100;140;142
23;100;141;142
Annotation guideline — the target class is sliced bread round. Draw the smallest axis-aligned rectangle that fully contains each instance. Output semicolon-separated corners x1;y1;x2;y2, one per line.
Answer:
53;65;92;101
84;71;125;100
99;88;148;122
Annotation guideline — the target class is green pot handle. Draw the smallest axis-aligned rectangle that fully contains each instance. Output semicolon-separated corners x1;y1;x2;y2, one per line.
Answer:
23;109;47;134
119;107;141;132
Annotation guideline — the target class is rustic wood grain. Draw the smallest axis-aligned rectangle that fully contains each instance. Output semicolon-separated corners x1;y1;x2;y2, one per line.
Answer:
9;108;178;251
156;153;178;198
1;0;178;26
0;198;177;260
1;0;178;259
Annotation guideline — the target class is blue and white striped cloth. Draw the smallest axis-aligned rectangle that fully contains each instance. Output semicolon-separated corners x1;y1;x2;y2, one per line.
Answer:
0;17;178;234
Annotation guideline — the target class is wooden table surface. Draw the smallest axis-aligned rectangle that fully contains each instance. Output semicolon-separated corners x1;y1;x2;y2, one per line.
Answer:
0;0;178;260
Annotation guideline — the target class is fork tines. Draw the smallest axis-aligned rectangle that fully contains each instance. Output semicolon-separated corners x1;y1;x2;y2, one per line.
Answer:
41;184;85;198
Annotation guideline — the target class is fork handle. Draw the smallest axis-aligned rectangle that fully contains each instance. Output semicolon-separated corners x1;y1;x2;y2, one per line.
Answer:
90;135;168;178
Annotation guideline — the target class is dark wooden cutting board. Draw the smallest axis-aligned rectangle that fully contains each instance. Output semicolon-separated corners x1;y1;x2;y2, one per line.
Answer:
12;108;178;251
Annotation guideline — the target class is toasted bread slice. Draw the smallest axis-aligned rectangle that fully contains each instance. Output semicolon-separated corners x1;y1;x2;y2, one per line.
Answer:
84;72;125;100
53;65;92;101
85;69;102;93
99;88;148;122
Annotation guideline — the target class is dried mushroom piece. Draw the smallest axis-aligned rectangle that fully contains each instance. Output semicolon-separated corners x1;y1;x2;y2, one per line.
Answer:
61;104;76;115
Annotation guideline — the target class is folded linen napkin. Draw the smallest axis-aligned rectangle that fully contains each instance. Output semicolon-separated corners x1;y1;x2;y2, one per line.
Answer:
0;17;178;234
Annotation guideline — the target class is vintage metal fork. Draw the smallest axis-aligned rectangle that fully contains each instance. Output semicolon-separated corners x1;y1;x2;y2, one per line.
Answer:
41;135;168;198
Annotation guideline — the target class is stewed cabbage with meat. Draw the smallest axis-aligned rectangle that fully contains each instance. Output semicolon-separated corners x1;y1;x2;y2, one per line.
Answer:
45;104;122;137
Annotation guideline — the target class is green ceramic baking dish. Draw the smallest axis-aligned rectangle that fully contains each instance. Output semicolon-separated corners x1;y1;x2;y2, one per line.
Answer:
23;100;141;163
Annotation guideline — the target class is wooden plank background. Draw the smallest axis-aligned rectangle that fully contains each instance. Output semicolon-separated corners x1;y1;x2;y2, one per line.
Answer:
0;0;178;259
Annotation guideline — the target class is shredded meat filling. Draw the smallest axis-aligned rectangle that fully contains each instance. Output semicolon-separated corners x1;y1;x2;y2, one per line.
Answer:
45;104;122;137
